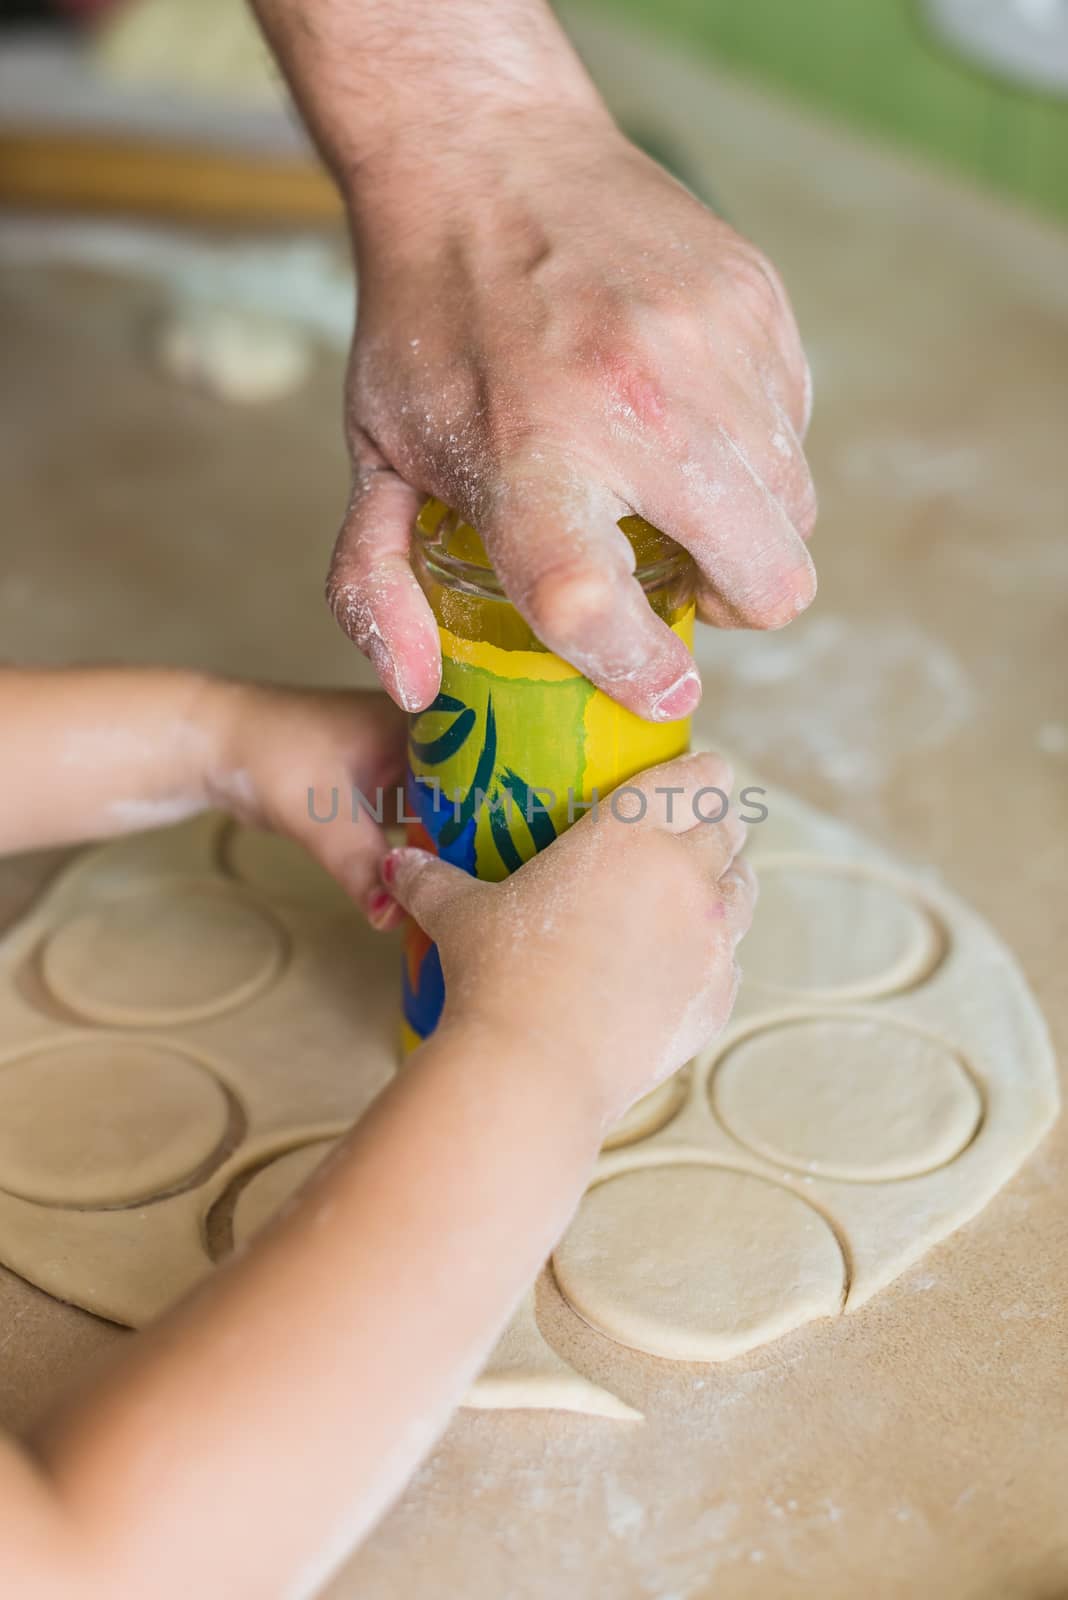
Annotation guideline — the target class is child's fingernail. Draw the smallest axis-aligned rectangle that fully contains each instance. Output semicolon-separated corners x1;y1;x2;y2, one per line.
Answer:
381;850;400;887
366;888;396;928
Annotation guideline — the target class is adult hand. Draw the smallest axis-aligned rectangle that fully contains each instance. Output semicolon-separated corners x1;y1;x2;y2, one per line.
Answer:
253;1;817;720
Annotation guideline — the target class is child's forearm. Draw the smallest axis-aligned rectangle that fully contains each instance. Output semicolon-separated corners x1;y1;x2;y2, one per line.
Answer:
25;1017;602;1598
0;668;221;854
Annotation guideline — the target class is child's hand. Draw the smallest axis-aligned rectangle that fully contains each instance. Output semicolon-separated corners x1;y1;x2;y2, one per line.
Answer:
202;682;406;922
381;751;754;1127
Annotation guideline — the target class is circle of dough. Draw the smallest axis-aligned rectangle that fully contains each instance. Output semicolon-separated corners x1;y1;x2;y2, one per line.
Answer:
553;1165;845;1361
233;1140;338;1245
602;1070;690;1151
225;825;351;913
740;863;937;1000
0;1039;229;1207
42;883;286;1025
712;1017;982;1181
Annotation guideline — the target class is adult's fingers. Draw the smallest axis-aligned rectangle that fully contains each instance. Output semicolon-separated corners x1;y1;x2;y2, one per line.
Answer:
749;252;813;439
326;449;440;713
476;453;701;722
634;417;816;632
758;397;819;541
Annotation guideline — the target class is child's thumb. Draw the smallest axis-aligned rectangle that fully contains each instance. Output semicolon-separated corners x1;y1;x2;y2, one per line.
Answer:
381;848;474;936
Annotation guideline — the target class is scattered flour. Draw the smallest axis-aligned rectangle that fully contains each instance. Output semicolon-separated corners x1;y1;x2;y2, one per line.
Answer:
603;1477;647;1539
696;614;975;790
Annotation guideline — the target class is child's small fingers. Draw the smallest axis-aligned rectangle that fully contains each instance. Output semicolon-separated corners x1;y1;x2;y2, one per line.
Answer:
688;808;748;875
717;857;758;945
380;847;476;938
308;833;393;926
604;749;735;835
365;886;407;933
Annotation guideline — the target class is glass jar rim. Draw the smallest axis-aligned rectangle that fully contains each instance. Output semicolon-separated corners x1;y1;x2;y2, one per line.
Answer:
414;498;693;599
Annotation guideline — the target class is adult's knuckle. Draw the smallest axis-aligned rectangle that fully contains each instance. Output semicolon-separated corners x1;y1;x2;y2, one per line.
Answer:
727;248;786;332
525;559;617;638
640;288;706;350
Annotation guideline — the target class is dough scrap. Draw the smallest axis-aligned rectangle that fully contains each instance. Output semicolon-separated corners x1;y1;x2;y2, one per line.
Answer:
554;1165;846;1361
0;1037;229;1208
232;1140;339;1246
712;1016;982;1181
468;1290;640;1420
42;881;285;1026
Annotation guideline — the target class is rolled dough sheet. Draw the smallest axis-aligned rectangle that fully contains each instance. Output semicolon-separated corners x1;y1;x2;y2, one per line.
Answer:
0;773;1056;1414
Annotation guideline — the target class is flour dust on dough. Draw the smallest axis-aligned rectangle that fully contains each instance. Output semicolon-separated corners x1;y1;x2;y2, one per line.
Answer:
0;782;1057;1412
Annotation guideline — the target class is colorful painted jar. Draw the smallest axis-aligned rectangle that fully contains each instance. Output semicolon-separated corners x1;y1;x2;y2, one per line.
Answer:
401;499;696;1051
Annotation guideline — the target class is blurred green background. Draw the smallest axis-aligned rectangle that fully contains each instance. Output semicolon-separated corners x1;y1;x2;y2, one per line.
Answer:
588;0;1068;223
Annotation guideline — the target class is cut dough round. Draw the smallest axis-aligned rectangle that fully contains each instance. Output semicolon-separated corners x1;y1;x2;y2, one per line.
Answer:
42;883;285;1026
0;1039;229;1207
554;1164;845;1361
602;1069;690;1151
712;1017;981;1181
740;862;937;1001
224;826;352;913
232;1140;337;1245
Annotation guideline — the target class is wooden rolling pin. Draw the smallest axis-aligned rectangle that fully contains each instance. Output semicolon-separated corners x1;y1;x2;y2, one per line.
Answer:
0;127;342;225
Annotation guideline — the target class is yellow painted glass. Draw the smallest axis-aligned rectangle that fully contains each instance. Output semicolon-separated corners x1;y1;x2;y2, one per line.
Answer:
401;499;695;1049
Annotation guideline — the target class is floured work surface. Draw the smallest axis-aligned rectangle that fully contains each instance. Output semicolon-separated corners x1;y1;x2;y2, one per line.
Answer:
2;8;1068;1596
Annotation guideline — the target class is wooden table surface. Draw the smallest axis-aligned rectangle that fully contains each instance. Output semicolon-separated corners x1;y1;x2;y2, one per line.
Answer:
1;15;1066;1597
